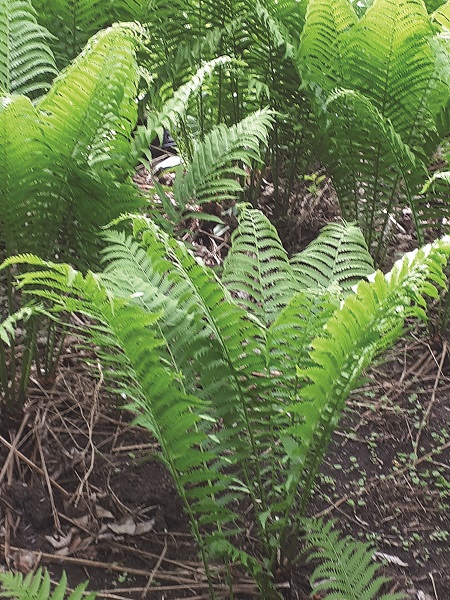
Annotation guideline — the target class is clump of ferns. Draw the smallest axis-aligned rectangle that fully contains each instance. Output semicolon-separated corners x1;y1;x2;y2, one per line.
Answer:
4;206;449;599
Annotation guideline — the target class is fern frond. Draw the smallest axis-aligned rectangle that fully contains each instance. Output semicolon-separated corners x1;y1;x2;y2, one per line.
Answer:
292;238;449;511
299;0;357;97
0;568;95;600
304;519;404;600
14;256;237;533
39;23;140;176
0;306;36;344
32;0;110;68
132;56;233;164
290;221;374;293
267;289;340;405
298;0;450;257
432;1;450;29
173;108;273;209
0;0;57;96
222;205;296;323
0;95;58;259
34;23;143;268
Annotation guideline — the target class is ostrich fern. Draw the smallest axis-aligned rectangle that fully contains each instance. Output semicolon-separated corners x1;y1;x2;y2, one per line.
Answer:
298;0;450;262
6;206;449;597
0;22;145;407
0;0;57;96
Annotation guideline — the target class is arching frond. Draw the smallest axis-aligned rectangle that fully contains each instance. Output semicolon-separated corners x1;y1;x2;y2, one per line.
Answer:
292;239;449;510
298;0;450;259
173;108;274;209
298;0;357;97
0;0;57;96
222;205;296;323
0;95;58;258
132;56;233;165
290;221;374;292
35;23;144;268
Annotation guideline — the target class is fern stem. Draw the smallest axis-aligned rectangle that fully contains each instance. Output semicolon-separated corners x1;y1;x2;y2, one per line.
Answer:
17;319;37;408
0;340;11;408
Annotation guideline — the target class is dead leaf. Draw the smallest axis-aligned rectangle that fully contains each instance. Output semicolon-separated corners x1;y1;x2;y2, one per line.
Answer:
374;551;408;567
45;530;73;550
135;519;155;535
108;516;155;536
11;550;40;573
95;506;115;520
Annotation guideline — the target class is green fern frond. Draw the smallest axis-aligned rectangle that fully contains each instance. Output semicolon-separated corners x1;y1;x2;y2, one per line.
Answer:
290;221;374;293
0;0;57;96
0;306;36;344
39;23;140;176
432;1;450;29
222;205;296;323
32;0;110;68
267;289;340;404
0;94;59;259
173;108;274;209
0;568;95;600
34;23;143;268
299;0;357;97
304;519;404;600
13;255;237;533
293;238;449;510
132;56;233;164
298;0;450;257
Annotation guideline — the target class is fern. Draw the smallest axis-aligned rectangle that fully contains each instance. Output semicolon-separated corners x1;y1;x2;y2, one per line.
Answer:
0;94;56;259
8;213;450;597
0;0;57;96
290;221;375;293
222;205;296;323
173;108;273;209
298;0;450;261
292;239;448;513
0;568;95;600
35;23;143;268
32;0;110;68
132;56;233;165
304;519;404;600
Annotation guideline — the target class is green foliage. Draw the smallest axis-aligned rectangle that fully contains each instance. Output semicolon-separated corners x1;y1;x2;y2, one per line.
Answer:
0;22;143;268
0;22;145;408
31;0;110;68
290;221;375;293
298;0;450;261
0;0;57;96
305;519;404;600
138;107;274;232
0;568;95;600
8;207;449;597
